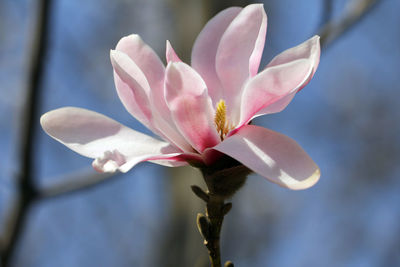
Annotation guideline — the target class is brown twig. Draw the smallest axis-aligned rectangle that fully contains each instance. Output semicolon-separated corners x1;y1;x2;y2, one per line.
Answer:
0;0;52;265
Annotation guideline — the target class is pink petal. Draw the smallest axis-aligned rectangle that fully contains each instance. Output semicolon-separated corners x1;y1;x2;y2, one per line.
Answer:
247;36;320;120
110;51;189;152
40;107;188;173
266;35;320;92
254;91;297;117
149;152;204;167
150;110;195;153
115;35;171;130
206;125;320;190
216;4;267;122
166;40;182;63
239;58;313;126
165;62;220;153
191;7;242;104
115;34;165;94
110;50;154;130
117;150;203;172
114;35;191;152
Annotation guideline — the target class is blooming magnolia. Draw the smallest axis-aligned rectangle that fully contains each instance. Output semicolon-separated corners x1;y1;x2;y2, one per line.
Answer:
41;4;321;190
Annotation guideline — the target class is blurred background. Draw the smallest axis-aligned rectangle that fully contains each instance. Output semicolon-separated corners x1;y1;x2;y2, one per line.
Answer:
1;0;399;266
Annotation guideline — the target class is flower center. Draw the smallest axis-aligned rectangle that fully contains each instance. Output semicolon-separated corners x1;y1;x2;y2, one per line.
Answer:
214;100;233;140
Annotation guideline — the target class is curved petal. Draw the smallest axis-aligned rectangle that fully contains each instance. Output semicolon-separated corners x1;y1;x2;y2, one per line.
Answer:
266;35;320;92
110;50;188;151
166;40;182;63
149;152;204;167
115;35;176;135
149;109;195;153
206;125;320;190
165;62;220;153
246;36;321;120
117;150;202;172
239;58;313;126
191;7;242;104
110;50;154;130
114;35;191;152
40;107;186;173
253;91;296;117
115;34;165;93
216;4;267;122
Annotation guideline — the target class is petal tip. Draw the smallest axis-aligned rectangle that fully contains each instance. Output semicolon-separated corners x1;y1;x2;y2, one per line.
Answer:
40;112;50;130
310;35;321;49
252;3;264;8
115;34;143;51
310;35;321;51
109;49;123;64
40;108;63;131
109;49;117;61
166;40;182;63
123;33;140;42
288;167;321;190
246;3;266;15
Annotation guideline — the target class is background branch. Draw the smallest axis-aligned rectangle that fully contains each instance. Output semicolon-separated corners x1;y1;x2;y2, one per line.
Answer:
318;0;382;49
37;169;118;199
319;0;334;27
1;0;52;265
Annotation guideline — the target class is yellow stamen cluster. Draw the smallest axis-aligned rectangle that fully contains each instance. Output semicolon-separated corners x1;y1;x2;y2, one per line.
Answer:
214;100;232;140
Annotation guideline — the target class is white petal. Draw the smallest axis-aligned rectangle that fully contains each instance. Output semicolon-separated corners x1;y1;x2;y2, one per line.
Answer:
40;107;186;172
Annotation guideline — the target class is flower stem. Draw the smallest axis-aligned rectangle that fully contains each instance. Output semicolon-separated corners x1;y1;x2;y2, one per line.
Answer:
194;188;229;267
192;156;250;266
204;194;225;267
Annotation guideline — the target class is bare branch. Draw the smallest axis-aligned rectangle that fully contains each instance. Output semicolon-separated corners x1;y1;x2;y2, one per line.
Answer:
1;0;52;265
318;0;382;49
319;0;334;27
38;169;119;199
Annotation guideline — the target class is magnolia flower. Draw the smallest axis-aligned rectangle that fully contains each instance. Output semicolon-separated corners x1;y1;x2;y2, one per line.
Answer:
41;4;321;190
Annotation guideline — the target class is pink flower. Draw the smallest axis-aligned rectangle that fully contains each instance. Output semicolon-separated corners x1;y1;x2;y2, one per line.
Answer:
41;4;320;190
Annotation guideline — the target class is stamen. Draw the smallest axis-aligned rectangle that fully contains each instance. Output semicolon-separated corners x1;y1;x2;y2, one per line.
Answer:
214;100;231;140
